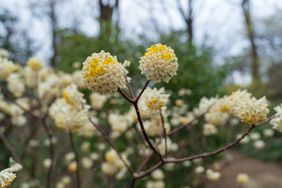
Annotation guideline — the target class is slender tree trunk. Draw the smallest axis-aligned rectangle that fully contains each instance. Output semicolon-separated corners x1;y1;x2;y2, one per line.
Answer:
187;0;193;44
98;0;119;39
49;0;59;67
177;0;194;45
241;0;261;86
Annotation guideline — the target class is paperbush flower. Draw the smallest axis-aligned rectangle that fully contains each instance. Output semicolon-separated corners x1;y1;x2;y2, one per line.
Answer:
0;59;16;80
27;57;43;71
0;159;22;188
138;87;169;117
102;149;128;176
62;84;85;109
139;43;178;82
49;84;95;137
82;51;127;94
231;90;269;125
270;104;282;131
7;73;25;97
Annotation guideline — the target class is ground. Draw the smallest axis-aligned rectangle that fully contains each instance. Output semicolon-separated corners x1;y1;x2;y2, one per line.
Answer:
206;151;282;188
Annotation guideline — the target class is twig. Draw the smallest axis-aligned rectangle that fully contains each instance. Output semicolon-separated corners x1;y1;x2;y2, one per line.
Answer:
159;110;167;156
133;103;164;162
88;118;133;175
134;81;150;103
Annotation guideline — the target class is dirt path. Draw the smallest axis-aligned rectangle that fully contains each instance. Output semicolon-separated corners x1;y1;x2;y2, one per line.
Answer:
206;152;282;188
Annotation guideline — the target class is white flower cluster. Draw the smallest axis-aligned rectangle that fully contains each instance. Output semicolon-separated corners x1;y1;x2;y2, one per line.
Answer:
49;84;95;137
0;58;17;80
0;96;28;127
231;90;269;125
102;149;129;178
206;169;221;181
90;92;108;109
204;97;231;126
270;104;282;132
82;51;127;94
0;159;22;188
108;111;136;138
203;123;218;136
139;43;178;82
55;176;71;188
143;117;171;137
7;73;25;97
146;169;165;188
139;87;169;117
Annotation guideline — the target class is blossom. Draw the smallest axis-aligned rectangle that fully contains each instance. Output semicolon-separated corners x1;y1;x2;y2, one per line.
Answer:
7;73;25;97
82;51;127;94
203;123;218;136
62;84;85;109
0;49;9;59
138;87;169;117
193;97;216;116
270;104;282;132
27;57;43;71
102;149;129;177
231;90;269;125
146;180;165;188
206;169;221;181
0;59;16;80
139;44;178;82
108;113;132;138
236;173;250;185
0;159;22;188
253;140;265;150
90;92;107;109
151;169;164;180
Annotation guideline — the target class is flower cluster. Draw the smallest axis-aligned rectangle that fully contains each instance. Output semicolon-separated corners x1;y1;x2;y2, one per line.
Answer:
138;87;169;117
82;51;127;94
270;104;282;131
0;159;22;188
231;90;269;125
49;84;95;137
102;149;129;178
139;44;178;82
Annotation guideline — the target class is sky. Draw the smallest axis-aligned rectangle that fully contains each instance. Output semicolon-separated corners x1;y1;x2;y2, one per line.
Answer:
1;0;282;65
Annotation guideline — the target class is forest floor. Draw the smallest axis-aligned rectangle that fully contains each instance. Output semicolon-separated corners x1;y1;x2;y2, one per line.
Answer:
206;151;282;188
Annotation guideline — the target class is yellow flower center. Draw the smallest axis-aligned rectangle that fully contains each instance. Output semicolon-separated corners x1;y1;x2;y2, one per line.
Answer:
144;44;175;61
146;97;165;110
105;152;116;164
84;55;117;79
219;104;230;113
63;90;76;107
27;58;43;71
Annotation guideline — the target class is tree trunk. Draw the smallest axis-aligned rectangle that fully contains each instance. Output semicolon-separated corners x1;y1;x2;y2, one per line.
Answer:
241;0;261;86
49;0;59;67
98;0;119;39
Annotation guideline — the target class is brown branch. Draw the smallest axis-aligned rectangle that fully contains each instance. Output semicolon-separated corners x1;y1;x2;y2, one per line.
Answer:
133;103;164;162
134;80;150;103
118;89;133;103
159;110;167;156
166;124;255;163
88;117;133;175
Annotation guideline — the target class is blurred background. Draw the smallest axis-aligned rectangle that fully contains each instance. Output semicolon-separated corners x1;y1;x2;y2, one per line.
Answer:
1;0;282;187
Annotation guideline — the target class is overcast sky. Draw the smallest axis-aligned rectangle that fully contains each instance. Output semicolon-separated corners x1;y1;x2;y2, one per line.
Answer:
1;0;282;64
